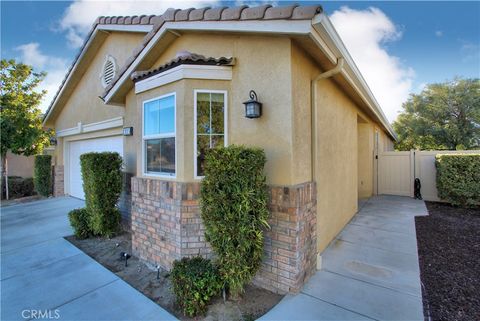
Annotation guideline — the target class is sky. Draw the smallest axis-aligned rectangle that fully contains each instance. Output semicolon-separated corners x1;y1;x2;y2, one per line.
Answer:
1;0;479;122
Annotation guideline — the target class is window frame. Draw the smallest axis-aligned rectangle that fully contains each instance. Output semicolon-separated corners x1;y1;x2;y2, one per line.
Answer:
193;89;228;180
142;92;177;178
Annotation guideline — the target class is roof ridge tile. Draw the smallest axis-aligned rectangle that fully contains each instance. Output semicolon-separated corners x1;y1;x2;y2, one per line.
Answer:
240;4;272;20
221;5;248;20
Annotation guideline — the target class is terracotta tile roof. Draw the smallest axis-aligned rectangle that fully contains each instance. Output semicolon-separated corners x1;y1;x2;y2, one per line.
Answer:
131;51;235;82
93;4;322;26
44;4;322;121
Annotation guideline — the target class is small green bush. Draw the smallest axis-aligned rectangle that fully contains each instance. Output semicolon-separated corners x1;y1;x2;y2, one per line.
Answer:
68;208;91;239
436;154;480;207
34;155;52;196
80;152;122;237
171;257;222;317
2;176;35;199
200;145;269;297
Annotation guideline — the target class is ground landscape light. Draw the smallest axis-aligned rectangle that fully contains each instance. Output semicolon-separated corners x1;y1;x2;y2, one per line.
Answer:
243;90;262;118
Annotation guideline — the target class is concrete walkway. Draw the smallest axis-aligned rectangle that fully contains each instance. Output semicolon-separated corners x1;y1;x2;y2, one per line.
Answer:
262;195;427;321
1;197;176;321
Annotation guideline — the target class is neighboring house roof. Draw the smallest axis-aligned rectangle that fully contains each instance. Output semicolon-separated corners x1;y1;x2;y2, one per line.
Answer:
131;52;235;82
43;3;397;140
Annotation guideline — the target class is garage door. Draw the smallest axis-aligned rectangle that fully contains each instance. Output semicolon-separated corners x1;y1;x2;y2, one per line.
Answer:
68;136;123;199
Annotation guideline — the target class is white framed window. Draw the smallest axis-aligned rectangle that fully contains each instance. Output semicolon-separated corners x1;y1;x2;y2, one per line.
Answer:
142;93;176;177
101;55;117;88
194;90;228;178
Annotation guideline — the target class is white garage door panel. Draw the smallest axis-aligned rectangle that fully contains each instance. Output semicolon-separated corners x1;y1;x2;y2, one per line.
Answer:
69;136;123;200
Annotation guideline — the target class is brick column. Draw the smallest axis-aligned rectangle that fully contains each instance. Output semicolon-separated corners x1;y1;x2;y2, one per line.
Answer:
53;165;64;197
253;182;317;294
131;177;211;270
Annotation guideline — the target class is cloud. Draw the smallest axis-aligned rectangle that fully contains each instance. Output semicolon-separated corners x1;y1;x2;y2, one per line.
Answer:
59;0;219;48
330;6;415;123
435;30;443;37
460;40;480;63
15;43;69;112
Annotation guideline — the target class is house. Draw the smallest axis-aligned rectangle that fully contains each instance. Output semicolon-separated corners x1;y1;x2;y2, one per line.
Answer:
43;4;395;294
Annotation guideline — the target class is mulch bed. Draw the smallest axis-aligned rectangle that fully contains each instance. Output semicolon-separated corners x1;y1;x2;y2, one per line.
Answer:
415;202;480;321
66;232;282;321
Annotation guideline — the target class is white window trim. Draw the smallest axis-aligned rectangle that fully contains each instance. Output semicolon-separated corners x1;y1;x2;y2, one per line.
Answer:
142;92;177;178
193;90;228;180
135;65;233;94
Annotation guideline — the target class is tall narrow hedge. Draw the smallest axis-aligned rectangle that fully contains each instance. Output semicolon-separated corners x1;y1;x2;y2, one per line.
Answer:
34;155;52;196
80;152;122;236
200;145;269;296
436;154;480;207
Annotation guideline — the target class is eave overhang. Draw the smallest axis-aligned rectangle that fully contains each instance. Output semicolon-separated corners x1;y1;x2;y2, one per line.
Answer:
42;24;152;126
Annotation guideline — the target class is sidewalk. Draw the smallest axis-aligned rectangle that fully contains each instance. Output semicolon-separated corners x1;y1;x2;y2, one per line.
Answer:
261;195;427;321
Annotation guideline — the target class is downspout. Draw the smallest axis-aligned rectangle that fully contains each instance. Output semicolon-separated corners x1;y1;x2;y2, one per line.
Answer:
310;57;345;181
310;57;344;270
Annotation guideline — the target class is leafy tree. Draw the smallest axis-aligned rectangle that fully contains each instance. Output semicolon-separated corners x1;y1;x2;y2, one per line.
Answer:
393;78;480;151
0;59;50;199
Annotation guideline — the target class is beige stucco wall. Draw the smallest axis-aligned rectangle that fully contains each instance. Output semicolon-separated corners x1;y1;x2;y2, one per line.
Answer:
51;32;144;168
290;44;315;183
315;78;359;253
6;151;35;178
289;43;394;253
358;122;374;198
54;32;144;132
129;34;294;185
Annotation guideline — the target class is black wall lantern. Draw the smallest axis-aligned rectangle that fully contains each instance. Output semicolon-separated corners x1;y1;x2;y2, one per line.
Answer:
243;90;262;118
49;136;57;146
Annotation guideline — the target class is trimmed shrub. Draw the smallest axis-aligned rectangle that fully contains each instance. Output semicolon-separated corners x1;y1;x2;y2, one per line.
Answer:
436;154;480;207
34;155;52;196
80;152;122;237
68;208;91;239
200;145;269;297
171;257;222;317
2;176;35;199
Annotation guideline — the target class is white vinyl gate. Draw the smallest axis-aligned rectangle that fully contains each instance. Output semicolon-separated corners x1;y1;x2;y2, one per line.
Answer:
378;150;478;201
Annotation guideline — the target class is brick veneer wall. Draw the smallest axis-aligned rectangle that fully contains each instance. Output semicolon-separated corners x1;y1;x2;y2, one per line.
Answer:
131;177;317;294
253;182;317;293
53;165;64;197
131;177;211;270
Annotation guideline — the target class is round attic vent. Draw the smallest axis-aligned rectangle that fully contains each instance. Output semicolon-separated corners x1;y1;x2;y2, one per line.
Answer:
101;55;117;88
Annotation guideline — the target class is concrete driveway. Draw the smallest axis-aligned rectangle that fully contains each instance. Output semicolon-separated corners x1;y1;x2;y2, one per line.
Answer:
262;195;427;321
1;197;176;321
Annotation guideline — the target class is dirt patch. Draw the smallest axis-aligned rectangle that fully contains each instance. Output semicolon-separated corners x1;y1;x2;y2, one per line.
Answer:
415;202;480;321
66;233;283;321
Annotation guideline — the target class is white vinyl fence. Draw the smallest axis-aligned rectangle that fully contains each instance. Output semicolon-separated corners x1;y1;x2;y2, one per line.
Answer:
378;150;479;201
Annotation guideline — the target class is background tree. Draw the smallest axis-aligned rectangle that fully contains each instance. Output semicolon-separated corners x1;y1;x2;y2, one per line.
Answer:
393;78;480;151
0;59;50;199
